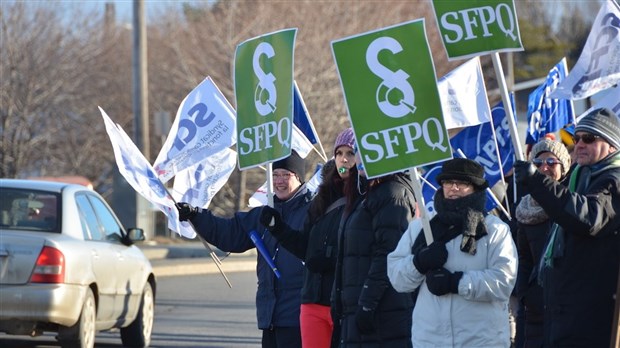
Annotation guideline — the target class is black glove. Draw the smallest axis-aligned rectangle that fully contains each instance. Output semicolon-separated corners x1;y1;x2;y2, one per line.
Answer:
355;306;375;334
413;242;448;274
425;268;463;296
259;206;282;233
513;160;537;185
176;202;198;221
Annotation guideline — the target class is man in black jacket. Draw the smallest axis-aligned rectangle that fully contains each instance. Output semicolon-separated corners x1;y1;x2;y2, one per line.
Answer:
177;150;312;348
514;107;620;347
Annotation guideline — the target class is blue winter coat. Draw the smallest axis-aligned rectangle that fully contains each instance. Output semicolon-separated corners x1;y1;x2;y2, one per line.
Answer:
189;185;313;329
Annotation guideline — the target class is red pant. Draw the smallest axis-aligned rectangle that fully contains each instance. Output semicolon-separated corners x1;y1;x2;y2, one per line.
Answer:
300;303;333;348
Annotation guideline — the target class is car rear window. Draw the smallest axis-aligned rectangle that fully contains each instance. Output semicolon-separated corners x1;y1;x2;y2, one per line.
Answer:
0;188;59;232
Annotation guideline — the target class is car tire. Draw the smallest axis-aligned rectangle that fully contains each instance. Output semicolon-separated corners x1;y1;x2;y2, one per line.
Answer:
121;281;154;347
57;287;96;348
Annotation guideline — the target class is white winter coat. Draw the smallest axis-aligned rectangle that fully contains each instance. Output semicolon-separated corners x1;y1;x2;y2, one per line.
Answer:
387;214;517;348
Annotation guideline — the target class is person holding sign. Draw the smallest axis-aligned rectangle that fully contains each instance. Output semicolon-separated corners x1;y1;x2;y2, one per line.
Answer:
177;150;311;348
514;108;620;347
514;139;571;348
331;148;417;347
259;128;359;348
387;158;517;347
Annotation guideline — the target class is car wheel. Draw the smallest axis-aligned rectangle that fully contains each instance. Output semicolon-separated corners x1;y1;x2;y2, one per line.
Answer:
57;287;96;348
121;281;154;347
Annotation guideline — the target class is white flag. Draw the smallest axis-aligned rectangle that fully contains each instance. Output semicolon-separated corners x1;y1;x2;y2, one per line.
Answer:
549;0;620;100
169;148;237;237
292;124;314;158
154;76;236;183
577;85;620;122
438;57;492;129
99;107;187;237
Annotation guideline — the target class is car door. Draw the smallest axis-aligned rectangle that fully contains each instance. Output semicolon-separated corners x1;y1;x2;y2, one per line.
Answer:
85;195;146;321
75;194;118;322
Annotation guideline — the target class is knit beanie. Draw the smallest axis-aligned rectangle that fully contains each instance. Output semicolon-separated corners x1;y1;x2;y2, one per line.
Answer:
574;108;620;149
436;158;489;190
529;139;572;177
333;128;356;156
273;150;305;178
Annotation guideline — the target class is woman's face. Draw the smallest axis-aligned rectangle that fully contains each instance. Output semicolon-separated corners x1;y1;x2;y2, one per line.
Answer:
441;179;474;199
533;152;563;181
335;145;356;180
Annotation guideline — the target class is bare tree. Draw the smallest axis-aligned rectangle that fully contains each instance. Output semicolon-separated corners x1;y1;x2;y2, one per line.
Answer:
2;3;113;186
145;0;454;215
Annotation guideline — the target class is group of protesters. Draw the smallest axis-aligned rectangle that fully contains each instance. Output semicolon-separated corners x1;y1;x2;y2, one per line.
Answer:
176;106;620;348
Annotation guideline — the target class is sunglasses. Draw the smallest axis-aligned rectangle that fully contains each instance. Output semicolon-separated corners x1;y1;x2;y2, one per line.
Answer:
573;133;601;144
532;158;562;168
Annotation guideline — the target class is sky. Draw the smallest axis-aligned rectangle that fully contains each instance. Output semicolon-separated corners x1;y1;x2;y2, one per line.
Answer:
82;0;209;22
4;0;210;23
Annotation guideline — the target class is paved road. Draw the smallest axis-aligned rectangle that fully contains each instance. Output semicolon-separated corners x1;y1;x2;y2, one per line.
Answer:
0;271;261;348
140;240;258;279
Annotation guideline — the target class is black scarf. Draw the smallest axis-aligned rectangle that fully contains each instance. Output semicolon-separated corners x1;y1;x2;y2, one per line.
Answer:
428;189;488;255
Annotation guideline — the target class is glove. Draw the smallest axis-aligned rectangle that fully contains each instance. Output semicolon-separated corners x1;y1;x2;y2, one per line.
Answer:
513;160;537;185
412;243;448;274
355;306;375;334
425;268;463;296
259;206;282;233
176;202;198;222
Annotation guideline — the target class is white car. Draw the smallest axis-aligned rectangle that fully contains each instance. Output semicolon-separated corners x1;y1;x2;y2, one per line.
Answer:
0;179;155;348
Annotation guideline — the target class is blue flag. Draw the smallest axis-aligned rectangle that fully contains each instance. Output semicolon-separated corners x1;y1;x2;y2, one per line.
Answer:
293;82;319;145
451;98;516;188
421;98;516;214
526;58;574;144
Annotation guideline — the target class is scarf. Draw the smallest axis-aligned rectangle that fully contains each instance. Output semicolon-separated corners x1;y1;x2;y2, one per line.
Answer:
515;194;549;225
431;189;488;255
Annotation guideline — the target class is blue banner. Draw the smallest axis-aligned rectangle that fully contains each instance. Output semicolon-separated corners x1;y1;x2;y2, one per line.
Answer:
293;82;319;145
526;58;574;144
421;98;516;215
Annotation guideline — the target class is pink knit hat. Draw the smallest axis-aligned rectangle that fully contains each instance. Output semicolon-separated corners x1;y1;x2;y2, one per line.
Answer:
333;128;355;156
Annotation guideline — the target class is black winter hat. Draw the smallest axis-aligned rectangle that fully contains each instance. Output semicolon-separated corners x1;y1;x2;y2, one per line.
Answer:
273;150;305;179
436;158;489;190
574;107;620;150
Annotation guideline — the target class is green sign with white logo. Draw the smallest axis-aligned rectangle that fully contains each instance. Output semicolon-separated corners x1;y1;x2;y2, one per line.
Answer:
331;19;451;179
234;28;297;170
431;0;523;60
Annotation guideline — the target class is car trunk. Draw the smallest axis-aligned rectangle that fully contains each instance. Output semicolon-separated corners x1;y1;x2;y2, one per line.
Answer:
0;232;46;285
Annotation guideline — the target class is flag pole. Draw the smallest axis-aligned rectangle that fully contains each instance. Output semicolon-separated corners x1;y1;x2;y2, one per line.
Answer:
409;167;434;245
165;188;232;288
492;53;525;161
294;81;328;162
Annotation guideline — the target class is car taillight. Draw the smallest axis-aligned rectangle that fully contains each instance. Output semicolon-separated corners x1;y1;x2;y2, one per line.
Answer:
30;246;65;283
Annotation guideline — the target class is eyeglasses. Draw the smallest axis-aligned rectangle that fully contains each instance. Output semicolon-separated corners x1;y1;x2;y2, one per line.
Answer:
272;173;295;180
532;158;562;168
573;133;601;144
441;180;472;189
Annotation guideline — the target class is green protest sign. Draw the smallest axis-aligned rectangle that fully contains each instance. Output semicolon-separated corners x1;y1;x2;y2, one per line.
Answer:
332;19;451;179
234;28;297;170
431;0;523;60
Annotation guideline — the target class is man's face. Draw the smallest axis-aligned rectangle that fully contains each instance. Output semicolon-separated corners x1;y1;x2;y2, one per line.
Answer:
573;132;616;166
272;169;301;200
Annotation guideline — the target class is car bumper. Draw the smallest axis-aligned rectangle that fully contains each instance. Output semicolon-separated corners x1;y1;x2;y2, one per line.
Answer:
0;283;87;327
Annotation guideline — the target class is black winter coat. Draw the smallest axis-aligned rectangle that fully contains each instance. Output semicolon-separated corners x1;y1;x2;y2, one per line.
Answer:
527;153;620;347
333;173;416;347
189;186;313;330
516;218;550;347
271;196;343;306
